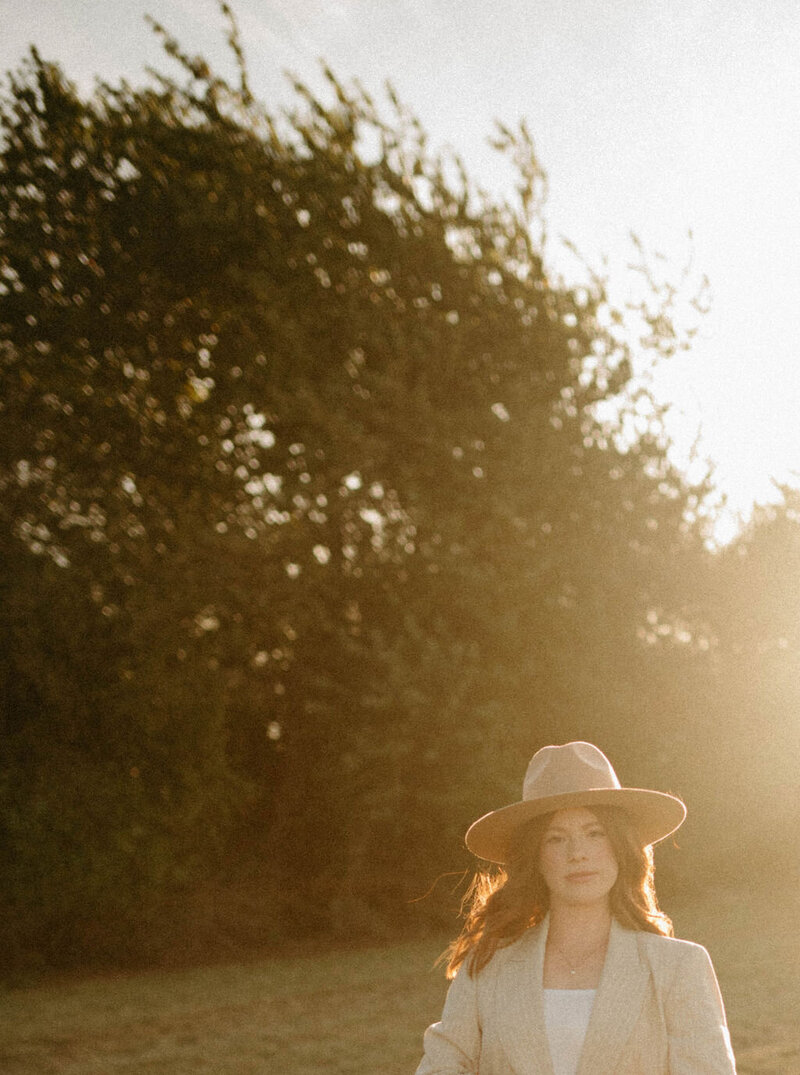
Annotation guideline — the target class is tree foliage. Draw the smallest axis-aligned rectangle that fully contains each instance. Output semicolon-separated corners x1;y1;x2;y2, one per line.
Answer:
0;21;726;969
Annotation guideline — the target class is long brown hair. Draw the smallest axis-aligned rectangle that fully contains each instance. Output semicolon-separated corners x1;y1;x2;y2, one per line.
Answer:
444;805;673;979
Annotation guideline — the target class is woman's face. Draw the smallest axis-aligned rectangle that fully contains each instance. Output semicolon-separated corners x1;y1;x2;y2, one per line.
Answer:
538;806;619;911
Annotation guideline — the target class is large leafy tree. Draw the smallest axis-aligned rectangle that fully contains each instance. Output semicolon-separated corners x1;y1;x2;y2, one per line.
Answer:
685;493;800;868
0;16;709;966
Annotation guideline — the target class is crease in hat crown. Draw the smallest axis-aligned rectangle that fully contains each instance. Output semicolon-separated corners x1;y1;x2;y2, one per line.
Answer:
522;741;620;799
465;740;686;863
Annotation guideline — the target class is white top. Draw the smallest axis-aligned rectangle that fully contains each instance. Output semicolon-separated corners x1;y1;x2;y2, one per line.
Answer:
543;989;596;1075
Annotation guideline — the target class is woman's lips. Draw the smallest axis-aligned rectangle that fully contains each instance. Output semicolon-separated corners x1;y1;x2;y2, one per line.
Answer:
565;871;597;881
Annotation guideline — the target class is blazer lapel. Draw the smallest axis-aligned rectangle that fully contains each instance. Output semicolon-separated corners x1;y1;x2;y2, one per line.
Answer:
576;920;649;1075
495;918;556;1075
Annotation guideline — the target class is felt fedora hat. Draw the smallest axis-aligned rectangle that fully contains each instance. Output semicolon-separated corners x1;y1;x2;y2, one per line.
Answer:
465;741;686;863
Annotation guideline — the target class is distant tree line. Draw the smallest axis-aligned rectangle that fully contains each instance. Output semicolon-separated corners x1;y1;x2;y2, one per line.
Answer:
1;15;798;973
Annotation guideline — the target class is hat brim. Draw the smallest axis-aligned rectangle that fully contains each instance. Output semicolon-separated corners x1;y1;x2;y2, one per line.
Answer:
465;787;686;864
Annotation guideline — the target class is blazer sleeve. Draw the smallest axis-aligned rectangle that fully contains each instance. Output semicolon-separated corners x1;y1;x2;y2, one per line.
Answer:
664;942;737;1074
415;964;481;1075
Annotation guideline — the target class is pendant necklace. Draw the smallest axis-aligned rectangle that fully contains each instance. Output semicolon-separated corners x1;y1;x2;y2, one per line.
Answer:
550;932;608;977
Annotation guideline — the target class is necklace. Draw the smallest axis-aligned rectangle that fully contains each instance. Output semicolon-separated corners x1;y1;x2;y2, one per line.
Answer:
549;932;609;977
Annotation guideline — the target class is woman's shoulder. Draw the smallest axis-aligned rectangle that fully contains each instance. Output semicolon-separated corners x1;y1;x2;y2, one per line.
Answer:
632;928;714;972
635;929;709;953
476;921;545;975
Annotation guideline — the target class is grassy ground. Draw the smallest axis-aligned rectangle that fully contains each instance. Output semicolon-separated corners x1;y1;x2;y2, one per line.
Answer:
1;882;798;1074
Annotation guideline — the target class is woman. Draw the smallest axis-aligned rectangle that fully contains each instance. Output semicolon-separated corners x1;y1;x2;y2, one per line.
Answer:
416;741;736;1074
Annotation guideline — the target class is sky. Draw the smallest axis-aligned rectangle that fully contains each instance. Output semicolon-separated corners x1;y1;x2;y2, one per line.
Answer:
2;0;799;539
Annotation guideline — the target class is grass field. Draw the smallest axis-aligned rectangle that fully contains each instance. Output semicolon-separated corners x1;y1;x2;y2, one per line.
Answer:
1;881;798;1074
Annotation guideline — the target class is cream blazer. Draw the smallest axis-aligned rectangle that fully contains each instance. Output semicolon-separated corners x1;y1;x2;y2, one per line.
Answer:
416;918;736;1074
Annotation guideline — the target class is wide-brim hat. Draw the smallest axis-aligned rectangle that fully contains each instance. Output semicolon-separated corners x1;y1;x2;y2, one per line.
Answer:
465;741;686;863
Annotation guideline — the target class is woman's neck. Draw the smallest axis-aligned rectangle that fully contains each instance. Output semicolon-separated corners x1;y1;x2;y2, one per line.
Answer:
542;901;612;989
547;901;612;946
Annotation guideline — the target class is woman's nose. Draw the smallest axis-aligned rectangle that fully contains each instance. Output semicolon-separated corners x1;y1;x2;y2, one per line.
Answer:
567;837;588;859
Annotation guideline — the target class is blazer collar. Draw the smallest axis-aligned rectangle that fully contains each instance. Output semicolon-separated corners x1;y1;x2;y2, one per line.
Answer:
577;919;649;1075
494;916;649;1075
495;917;554;1075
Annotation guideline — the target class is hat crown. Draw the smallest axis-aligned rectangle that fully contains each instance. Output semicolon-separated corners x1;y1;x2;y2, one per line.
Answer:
522;741;621;801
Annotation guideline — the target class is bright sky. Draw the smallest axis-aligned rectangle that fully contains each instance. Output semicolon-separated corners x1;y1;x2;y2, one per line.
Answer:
3;0;800;537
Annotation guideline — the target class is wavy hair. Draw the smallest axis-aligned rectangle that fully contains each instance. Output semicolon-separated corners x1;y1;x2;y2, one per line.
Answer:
444;804;673;979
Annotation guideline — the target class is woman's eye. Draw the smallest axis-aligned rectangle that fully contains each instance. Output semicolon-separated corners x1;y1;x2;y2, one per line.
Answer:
588;829;605;838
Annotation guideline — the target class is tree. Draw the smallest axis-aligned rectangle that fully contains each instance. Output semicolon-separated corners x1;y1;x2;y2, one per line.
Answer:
684;491;800;873
0;16;710;968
